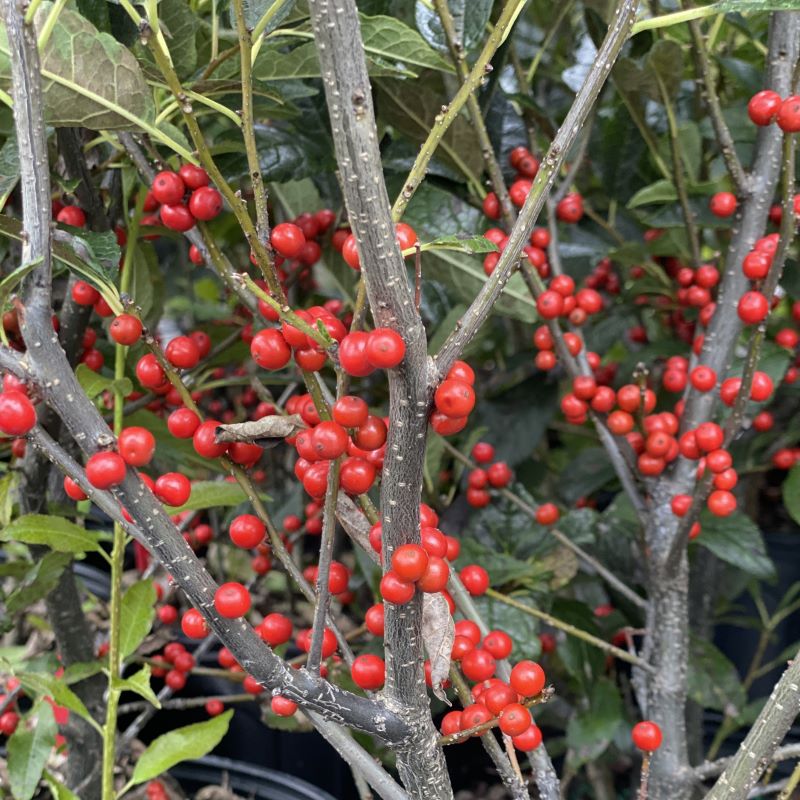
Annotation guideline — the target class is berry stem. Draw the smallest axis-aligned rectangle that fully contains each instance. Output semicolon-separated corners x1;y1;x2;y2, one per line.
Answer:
637;752;651;800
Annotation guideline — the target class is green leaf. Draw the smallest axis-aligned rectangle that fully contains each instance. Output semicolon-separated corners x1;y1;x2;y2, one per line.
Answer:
167;480;256;512
1;514;102;555
627;179;677;209
7;701;57;800
63;228;122;284
376;73;483;179
157;0;198;79
471;594;541;663
43;772;80;800
242;0;295;32
427;303;468;355
646;38;685;102
359;14;453;72
0;133;19;208
558;448;618;505
119;580;157;660
419;235;499;255
17;672;95;728
0;4;153;129
688;636;746;713
566;679;623;767
783;463;800;526
5;552;72;614
695;511;775;580
114;665;161;708
75;363;133;401
130;710;233;785
414;0;494;53
129;241;165;331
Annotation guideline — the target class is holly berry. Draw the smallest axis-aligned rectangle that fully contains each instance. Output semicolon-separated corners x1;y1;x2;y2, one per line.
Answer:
499;703;532;736
181;608;209;638
535;503;559;525
709;192;737;217
109;314;143;345
460;564;489;596
85;451;127;489
214;582;251;618
117;426;155;467
483;630;513;660
63;476;87;501
556;193;584;223
339;457;376;494
748;90;782;126
510;660;545;697
151;171;185;205
351;654;386;690
461;648;496;682
0;391;36;436
167;408;201;439
365;604;385;637
339;332;374;376
707;489;736;517
391;544;429;582
251;329;291;370
154;473;191;506
271;696;298;716
380;571;415;604
71;280;100;306
271;223;306;258
229;514;265;548
160;203;195;232
188;187;223;221
631;720;662;751
486;462;512;488
179;163;209;190
56;205;86;227
777;95;800;132
166;335;201;370
434;379;475;418
193;420;229;459
512;724;543;752
333;396;369;428
365;328;406;369
738;291;769;325
259;613;293;646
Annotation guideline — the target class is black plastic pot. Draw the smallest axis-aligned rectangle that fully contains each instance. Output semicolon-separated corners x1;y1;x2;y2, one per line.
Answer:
169;755;337;800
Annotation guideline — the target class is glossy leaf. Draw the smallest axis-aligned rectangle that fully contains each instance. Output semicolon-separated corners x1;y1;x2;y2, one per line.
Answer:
7;701;57;800
1;514;102;555
119;580;157;660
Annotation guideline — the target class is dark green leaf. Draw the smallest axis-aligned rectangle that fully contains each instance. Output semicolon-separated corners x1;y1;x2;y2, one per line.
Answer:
0;4;153;129
414;0;494;53
1;514;102;555
0;133;19;206
242;0;295;32
119;580;156;660
688;636;746;713
783;463;800;527
420;235;499;255
471;594;541;663
558;448;618;505
566;679;623;767
158;0;198;79
5;552;72;614
627;179;677;208
130;710;233;785
7;701;57;800
695;511;775;580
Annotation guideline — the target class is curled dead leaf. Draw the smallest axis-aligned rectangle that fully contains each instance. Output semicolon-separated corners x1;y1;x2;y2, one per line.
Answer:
422;592;454;703
214;414;305;445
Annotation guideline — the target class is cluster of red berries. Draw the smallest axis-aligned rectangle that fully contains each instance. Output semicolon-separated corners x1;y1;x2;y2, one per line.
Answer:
737;233;781;326
375;504;463;604
584;257;622;296
465;441;513;508
149;640;197;692
430;361;478;437
334;223;417;271
671;421;739;522
482;146;540;220
748;89;800;132
441;650;545;752
144;164;223;233
482;225;551;278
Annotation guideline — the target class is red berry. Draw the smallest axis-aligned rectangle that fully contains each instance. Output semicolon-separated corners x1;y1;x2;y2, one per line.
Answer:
777;95;800;132
188;187;222;221
695;422;724;452
151;171;185;205
556;193;583;223
472;442;495;463
339;457;376;494
0;391;36;436
154;473;191;506
365;328;405;369
271;223;306;258
499;703;532;736
118;427;155;467
535;503;559;525
512;724;543;752
85;451;127;489
56;205;86;227
434;379;475;418
461;648;496;682
214;582;251;617
178;163;209;190
391;544;429;582
482;192;500;219
181;608;209;638
271;696;297;716
709;192;737;218
460;564;489;596
193;420;229;459
159;203;195;232
380;571;415;604
748;90;782;126
229;514;265;548
351;654;385;690
167;408;201;439
332;396;369;428
707;489;736;517
136;354;167;389
486;462;512;488
64;476;87;501
71;280;100;306
632;720;662;751
251;329;291;370
537;290;564;319
365;603;385;637
416;556;449;593
109;314;143;346
510;660;545;697
738;291;769;325
259;613;293;646
483;630;513;660
339;332;374;377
